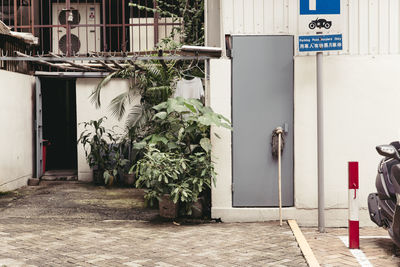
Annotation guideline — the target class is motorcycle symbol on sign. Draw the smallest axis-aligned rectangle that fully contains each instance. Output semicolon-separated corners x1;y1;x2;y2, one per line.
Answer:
309;18;332;29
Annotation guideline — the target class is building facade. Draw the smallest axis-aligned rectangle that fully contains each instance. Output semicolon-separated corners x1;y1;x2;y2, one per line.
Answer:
207;0;400;226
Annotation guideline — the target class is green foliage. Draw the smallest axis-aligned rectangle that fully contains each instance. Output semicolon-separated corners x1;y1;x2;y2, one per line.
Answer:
90;60;178;131
129;0;204;46
92;0;206;131
134;145;215;214
176;0;205;46
88;0;215;208
138;97;231;155
78;117;116;172
104;146;130;186
133;97;231;215
78;118;132;186
134;145;188;206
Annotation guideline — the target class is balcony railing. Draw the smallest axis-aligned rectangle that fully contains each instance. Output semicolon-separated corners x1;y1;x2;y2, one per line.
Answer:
0;0;182;55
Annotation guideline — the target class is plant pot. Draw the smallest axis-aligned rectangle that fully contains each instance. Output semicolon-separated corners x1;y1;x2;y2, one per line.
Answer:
93;169;104;185
105;173;115;187
159;194;178;219
122;173;136;187
191;198;203;218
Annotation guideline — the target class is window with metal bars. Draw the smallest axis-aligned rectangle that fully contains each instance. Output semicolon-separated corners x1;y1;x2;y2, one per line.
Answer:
0;0;182;55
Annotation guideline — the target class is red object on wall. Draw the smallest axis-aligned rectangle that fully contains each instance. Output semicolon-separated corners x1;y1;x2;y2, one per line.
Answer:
348;161;359;249
42;140;50;172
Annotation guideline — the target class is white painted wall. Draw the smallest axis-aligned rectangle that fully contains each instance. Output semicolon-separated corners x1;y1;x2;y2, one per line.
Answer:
210;55;400;227
76;78;139;181
0;70;34;191
210;59;232;210
219;0;400;56
206;0;400;227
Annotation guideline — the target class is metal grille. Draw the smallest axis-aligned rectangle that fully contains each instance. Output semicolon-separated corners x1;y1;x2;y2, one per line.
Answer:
0;34;32;72
0;0;182;56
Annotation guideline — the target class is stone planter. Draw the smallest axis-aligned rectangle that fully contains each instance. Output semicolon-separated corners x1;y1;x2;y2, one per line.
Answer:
122;173;136;187
159;194;178;218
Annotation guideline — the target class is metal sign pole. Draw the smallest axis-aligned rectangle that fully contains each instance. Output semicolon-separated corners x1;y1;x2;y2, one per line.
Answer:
317;51;325;233
299;0;341;233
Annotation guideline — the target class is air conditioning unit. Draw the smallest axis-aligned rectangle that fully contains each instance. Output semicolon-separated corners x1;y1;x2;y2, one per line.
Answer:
52;3;101;55
129;17;182;52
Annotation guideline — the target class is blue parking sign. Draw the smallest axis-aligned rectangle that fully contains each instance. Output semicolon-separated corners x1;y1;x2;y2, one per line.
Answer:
299;34;343;52
300;0;340;15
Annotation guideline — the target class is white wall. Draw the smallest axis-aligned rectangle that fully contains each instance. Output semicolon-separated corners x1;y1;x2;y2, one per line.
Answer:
76;78;139;181
207;0;400;226
219;0;400;56
296;55;400;210
0;70;34;191
210;55;400;226
210;59;232;209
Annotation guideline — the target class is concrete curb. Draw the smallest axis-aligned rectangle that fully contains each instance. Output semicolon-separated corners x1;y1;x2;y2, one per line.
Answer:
288;219;320;267
27;178;40;186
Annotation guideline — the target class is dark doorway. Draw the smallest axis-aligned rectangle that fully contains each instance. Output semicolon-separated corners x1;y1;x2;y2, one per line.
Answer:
41;78;77;171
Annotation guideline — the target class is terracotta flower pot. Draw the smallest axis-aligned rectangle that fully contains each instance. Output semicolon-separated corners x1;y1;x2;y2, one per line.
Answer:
159;194;178;219
122;173;136;187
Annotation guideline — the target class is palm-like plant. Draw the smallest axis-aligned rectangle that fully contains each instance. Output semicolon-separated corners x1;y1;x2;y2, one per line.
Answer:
90;59;179;132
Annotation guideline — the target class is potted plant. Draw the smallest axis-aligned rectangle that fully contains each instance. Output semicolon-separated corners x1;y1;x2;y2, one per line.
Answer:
133;97;231;218
121;134;138;187
103;143;131;187
78;117;116;185
111;129;139;187
133;145;188;218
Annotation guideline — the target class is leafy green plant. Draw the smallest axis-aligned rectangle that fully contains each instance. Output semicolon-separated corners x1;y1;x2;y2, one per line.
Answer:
134;145;188;206
78;117;116;184
130;0;204;46
173;151;216;214
78;117;115;170
104;145;130;186
133;147;217;215
90;60;178;131
92;0;206;147
134;97;231;155
132;97;231;215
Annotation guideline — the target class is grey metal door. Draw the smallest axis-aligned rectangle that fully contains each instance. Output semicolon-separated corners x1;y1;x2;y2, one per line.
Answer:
35;77;44;178
232;35;294;207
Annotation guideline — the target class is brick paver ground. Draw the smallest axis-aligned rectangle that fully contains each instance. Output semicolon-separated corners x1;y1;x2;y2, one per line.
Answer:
0;181;307;266
302;227;400;266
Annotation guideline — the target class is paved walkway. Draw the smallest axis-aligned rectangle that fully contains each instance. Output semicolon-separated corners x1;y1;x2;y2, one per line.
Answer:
302;227;400;266
0;181;307;266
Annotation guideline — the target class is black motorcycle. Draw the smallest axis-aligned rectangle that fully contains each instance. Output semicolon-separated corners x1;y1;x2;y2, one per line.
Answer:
368;142;400;247
309;18;332;30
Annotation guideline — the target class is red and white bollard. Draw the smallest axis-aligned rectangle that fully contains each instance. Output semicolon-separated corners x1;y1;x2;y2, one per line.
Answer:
348;161;359;249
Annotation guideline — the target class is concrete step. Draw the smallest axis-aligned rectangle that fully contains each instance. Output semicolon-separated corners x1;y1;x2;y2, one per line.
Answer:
41;176;77;181
44;170;77;176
